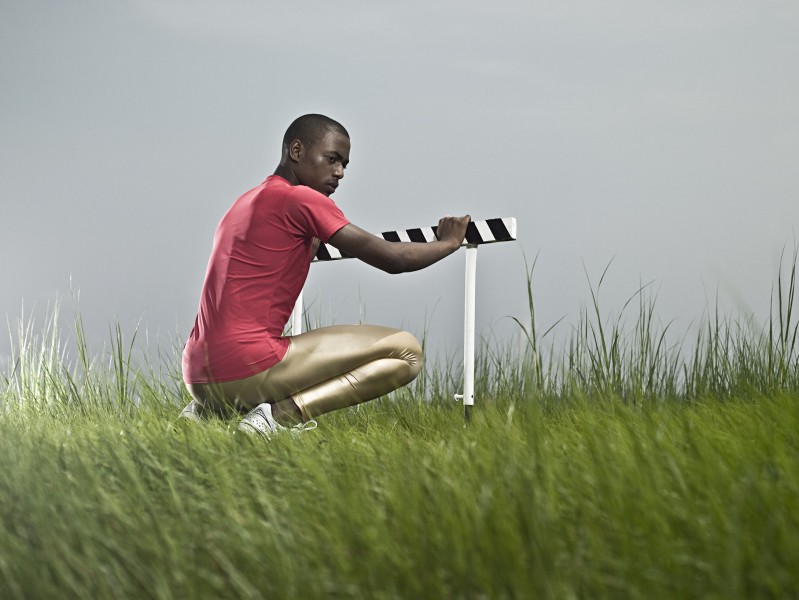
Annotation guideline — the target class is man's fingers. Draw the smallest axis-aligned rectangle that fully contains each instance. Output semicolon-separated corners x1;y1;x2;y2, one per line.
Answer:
435;214;470;245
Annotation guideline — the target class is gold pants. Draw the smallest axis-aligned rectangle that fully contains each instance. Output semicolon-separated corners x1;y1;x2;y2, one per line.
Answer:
186;325;423;420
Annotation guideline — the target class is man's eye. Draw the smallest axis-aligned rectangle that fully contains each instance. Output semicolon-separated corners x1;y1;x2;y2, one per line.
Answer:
328;157;336;163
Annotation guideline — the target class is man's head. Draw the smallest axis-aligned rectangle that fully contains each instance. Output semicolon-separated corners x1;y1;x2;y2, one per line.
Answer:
279;114;350;197
282;114;349;150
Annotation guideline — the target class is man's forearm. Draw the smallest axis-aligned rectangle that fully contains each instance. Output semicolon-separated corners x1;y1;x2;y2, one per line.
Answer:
389;240;460;273
329;219;468;275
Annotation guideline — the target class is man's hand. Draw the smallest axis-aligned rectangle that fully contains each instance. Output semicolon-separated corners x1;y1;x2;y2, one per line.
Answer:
436;215;471;250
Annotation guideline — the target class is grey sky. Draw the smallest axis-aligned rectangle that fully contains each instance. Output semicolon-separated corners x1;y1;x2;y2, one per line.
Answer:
2;0;798;365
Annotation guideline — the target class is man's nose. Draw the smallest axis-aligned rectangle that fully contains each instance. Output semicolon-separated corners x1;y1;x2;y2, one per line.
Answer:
333;164;344;179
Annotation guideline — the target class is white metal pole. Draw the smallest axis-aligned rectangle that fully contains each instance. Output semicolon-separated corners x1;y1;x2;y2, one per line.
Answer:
463;244;478;422
291;289;303;336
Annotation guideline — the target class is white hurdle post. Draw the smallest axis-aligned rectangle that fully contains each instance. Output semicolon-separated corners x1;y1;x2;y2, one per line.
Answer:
290;217;517;421
459;244;478;421
291;289;303;335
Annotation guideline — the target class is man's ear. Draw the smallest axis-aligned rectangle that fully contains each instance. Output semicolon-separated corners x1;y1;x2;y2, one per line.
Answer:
287;139;303;163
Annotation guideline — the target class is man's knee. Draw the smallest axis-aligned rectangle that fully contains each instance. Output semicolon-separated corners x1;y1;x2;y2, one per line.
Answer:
388;330;424;380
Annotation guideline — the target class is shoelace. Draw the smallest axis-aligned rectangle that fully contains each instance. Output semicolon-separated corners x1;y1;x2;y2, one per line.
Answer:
294;419;318;433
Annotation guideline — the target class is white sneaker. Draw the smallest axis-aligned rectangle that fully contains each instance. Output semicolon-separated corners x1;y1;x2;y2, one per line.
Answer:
238;402;317;439
178;400;203;423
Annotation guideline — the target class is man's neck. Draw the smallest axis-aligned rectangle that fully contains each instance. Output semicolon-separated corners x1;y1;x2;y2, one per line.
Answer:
273;165;299;186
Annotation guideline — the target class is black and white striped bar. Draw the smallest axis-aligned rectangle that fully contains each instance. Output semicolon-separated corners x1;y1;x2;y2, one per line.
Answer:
313;217;517;262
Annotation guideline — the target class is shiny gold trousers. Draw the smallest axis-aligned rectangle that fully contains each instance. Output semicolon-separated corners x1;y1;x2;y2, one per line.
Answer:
186;325;423;421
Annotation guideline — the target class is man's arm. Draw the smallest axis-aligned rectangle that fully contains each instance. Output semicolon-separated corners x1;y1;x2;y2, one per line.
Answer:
328;215;471;274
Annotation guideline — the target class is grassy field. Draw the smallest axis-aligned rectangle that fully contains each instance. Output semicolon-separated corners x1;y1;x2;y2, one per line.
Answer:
1;257;798;599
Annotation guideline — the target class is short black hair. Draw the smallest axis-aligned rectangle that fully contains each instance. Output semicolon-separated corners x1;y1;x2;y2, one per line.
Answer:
282;114;349;148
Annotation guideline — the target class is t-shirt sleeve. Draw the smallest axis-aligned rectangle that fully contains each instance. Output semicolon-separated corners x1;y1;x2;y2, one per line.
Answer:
284;185;350;243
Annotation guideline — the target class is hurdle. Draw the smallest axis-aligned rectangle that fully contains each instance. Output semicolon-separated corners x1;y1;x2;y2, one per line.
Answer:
290;217;518;420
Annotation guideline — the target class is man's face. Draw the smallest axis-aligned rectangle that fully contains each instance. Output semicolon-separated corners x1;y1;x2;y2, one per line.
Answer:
293;131;350;197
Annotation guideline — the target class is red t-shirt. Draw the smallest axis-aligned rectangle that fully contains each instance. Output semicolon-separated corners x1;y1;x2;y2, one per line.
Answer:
182;175;350;383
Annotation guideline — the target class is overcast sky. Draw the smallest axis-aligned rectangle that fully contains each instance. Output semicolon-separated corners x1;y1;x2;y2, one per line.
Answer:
2;0;798;367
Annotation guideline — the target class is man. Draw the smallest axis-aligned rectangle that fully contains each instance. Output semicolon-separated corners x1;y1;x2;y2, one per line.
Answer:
180;114;470;437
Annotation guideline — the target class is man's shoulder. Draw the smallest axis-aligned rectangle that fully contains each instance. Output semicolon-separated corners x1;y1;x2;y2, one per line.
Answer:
245;175;293;206
286;183;337;208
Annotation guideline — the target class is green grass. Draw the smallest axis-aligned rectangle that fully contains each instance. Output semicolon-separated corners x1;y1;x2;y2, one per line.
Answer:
1;251;798;598
1;393;797;598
